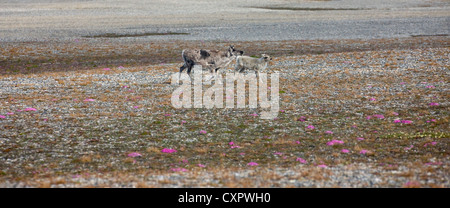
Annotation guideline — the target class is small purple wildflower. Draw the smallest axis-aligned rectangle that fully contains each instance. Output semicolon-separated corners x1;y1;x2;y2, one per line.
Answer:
127;152;142;157
247;162;258;166
296;157;307;164
161;148;177;153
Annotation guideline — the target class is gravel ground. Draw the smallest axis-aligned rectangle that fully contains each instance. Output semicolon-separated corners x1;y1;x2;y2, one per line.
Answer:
0;46;448;188
2;163;445;188
0;0;448;41
0;0;449;188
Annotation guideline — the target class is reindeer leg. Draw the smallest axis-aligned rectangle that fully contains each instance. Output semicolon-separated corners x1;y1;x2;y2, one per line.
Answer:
206;68;215;83
179;64;186;82
234;65;240;76
215;68;222;84
187;64;194;81
180;64;186;73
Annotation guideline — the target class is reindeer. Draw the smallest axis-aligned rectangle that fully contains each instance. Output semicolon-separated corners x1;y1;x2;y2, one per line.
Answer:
179;45;244;80
234;54;273;81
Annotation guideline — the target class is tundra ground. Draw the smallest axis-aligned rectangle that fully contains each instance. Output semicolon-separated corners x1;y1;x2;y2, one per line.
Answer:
0;37;448;187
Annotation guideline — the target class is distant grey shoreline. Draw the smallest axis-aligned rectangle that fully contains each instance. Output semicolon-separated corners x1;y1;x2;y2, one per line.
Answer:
0;0;448;42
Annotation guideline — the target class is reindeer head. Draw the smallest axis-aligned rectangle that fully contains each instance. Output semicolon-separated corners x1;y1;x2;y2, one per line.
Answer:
228;45;244;57
261;54;272;62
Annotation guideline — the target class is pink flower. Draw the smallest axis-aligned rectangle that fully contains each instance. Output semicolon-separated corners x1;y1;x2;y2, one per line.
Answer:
296;157;307;164
171;168;187;172
425;162;442;166
359;150;368;154
6;112;14;115
181;120;187;124
240;152;246;156
317;164;328;168
229;141;240;148
368;114;384;119
403;181;420;188
306;125;315;130
24;108;37;111
400;82;406;85
297;116;306;122
404;145;414;150
392;112;399;116
327;140;344;146
84;99;95;102
369;98;376;101
161;148;177;153
373;114;385;119
164;113;171;116
425;85;435;88
102;68;111;71
429;102;439;106
356;137;365;141
249;113;258;117
133;106;140;109
127;152;142;157
341;149;350;153
198;164;206;168
394;119;413;124
0;115;5;119
325;131;333;134
295;141;301;144
199;130;207;134
424;142;437;147
247;162;258;166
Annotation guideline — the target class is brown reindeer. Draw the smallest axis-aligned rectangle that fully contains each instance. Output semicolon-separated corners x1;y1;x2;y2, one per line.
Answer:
179;45;244;79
